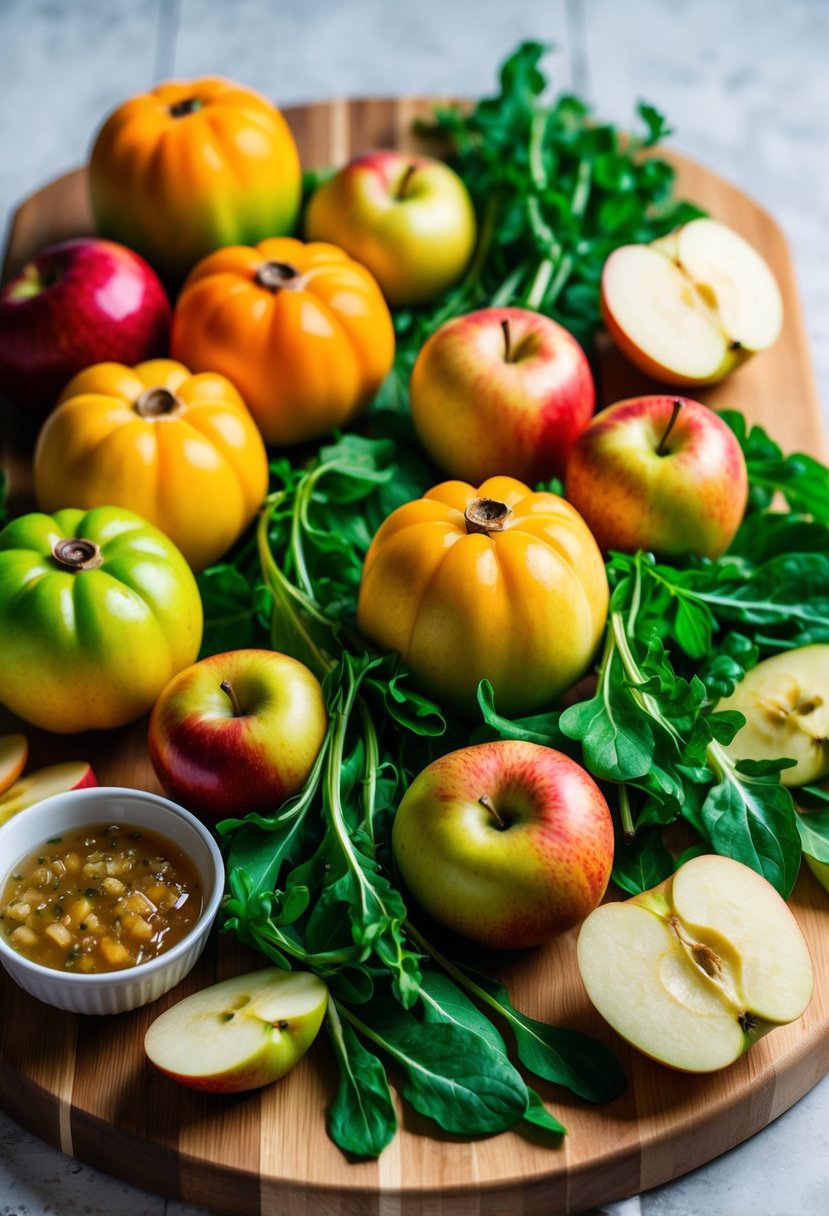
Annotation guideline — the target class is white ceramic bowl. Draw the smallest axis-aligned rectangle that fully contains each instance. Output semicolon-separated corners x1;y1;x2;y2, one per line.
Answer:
0;785;224;1015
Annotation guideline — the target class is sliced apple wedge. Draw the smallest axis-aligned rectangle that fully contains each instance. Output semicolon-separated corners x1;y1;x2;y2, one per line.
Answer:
577;854;813;1073
0;734;28;796
602;218;783;386
717;646;829;787
144;968;329;1093
0;760;97;826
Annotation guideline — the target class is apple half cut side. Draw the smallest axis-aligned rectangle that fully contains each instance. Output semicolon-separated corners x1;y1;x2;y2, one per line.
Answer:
577;854;813;1073
0;734;28;796
601;219;783;386
0;760;97;827
144;968;329;1093
716;645;829;787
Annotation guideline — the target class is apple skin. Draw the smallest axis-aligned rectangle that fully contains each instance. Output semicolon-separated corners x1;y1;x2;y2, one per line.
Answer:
392;739;614;950
0;238;171;415
0;761;97;827
305;150;476;307
410;307;596;484
148;649;328;824
564;394;748;559
144;968;329;1093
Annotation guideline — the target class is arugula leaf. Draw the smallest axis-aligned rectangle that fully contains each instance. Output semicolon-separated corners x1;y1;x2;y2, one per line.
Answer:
347;1002;529;1135
795;805;829;863
703;743;802;897
721;410;829;522
463;969;626;1104
326;1000;397;1159
612;828;675;896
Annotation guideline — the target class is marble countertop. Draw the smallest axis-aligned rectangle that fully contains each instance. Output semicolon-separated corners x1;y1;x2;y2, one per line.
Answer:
1;1;828;1214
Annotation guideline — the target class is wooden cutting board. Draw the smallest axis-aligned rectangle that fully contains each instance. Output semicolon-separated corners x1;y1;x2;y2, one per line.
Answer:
1;97;828;1216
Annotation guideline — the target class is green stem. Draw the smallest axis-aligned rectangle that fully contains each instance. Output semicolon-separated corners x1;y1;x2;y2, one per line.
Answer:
528;107;551;189
618;784;635;843
358;699;380;842
489;261;528;308
524;257;555;310
404;919;523;1032
610;611;684;748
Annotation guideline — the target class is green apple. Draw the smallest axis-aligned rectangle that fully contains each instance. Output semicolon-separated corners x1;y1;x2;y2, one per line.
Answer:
716;646;829;787
409;306;595;484
577;854;813;1073
144;968;329;1093
564;394;748;558
392;740;614;950
601;218;783;385
305;150;476;307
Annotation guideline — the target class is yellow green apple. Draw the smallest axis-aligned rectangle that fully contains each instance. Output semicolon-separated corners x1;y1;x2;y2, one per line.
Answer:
717;646;829;787
144;968;328;1093
305;150;476;307
577;854;813;1072
392;739;614;950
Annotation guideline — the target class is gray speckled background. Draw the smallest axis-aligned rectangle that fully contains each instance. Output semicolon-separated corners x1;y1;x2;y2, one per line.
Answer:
1;2;829;1214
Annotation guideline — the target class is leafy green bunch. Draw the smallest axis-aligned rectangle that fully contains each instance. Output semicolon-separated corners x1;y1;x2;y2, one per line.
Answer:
376;37;705;411
215;431;625;1158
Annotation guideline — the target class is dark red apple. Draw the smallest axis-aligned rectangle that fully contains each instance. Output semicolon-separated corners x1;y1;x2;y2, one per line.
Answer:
0;238;171;414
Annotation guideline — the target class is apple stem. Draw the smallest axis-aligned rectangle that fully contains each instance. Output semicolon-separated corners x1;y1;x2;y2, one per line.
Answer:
501;318;512;363
220;679;243;718
51;537;104;573
396;163;418;199
656;399;684;456
478;793;507;830
464;497;511;536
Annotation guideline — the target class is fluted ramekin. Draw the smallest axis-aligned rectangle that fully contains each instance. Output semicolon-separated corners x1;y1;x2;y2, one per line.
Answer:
0;785;224;1015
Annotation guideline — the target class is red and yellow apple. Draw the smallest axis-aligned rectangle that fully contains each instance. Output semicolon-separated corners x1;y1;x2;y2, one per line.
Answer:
148;649;328;823
0;238;170;415
305;150;476;307
601;218;783;386
0;761;97;828
564;394;748;558
144;968;328;1093
577;854;813;1072
410;307;596;484
392;740;614;950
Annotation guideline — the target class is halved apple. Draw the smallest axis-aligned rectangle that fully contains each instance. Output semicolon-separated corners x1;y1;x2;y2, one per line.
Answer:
577;854;813;1072
717;646;829;787
602;218;783;386
0;735;28;796
144;968;329;1093
0;760;97;826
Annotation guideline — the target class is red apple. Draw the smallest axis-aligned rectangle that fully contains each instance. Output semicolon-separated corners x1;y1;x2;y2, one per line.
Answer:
409;307;595;484
392;740;614;950
564;395;748;559
305;150;476;307
148;649;328;824
0;238;170;415
0;734;28;796
0;761;97;827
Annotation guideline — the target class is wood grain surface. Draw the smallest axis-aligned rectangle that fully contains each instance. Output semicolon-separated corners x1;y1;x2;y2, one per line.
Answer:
1;97;827;1216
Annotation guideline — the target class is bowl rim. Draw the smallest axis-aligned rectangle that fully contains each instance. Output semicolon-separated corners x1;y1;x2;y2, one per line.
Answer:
0;785;225;987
